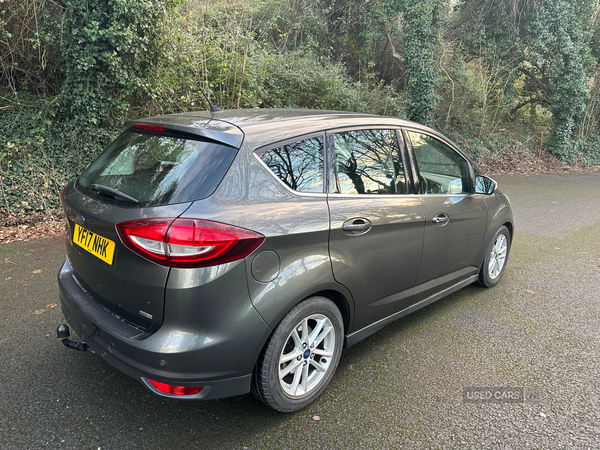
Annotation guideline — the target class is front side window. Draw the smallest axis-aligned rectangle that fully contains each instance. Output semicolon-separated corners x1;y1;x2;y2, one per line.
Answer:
332;129;407;195
260;136;324;193
407;132;471;195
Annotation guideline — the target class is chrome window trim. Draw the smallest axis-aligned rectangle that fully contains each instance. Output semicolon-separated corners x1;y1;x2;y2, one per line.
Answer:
326;192;422;199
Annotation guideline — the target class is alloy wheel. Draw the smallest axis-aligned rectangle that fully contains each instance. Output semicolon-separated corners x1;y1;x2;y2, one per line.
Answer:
278;314;336;397
488;234;508;280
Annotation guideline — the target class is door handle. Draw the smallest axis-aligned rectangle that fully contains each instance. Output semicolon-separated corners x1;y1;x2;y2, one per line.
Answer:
342;218;372;235
432;213;449;226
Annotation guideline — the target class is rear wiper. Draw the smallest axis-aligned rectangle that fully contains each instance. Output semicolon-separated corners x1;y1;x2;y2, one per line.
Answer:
90;184;139;204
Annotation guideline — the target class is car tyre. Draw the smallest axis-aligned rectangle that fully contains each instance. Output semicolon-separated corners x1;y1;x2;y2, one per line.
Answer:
478;225;511;288
252;296;344;413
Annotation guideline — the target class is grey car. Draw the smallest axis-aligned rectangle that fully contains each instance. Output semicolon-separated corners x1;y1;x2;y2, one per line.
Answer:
57;108;513;412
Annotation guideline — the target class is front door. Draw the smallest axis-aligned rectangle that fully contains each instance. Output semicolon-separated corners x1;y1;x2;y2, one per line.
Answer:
405;130;487;302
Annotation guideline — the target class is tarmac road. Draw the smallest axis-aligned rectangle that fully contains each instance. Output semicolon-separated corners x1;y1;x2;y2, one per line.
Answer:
1;173;599;449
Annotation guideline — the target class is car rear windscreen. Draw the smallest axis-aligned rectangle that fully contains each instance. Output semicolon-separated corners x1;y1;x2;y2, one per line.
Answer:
76;131;238;207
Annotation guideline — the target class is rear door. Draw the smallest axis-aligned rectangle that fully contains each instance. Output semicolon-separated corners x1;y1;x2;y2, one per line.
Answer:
326;128;425;332
404;130;487;303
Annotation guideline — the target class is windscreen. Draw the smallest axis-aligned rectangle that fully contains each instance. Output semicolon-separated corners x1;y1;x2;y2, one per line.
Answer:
76;131;238;207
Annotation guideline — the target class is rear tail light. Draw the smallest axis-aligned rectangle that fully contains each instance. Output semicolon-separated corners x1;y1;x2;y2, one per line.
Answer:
116;218;265;268
147;379;204;396
61;184;68;203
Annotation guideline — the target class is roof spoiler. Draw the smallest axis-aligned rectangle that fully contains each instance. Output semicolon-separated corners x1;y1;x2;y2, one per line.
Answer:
123;119;243;149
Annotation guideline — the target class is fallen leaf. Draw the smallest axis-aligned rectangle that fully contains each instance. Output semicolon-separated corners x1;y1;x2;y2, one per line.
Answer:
46;303;58;308
5;277;11;281
525;289;535;294
32;269;42;274
34;309;46;315
312;415;320;421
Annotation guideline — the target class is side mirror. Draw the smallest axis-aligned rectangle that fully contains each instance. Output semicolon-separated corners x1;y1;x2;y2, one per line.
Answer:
475;175;496;195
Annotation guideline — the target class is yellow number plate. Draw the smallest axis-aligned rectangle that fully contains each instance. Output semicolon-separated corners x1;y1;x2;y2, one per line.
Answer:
73;224;116;265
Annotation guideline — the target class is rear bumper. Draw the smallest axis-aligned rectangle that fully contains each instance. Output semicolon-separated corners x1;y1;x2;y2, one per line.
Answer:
58;257;271;400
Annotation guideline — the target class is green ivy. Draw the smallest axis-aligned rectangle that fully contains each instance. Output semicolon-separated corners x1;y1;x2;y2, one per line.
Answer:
526;1;593;161
56;0;176;125
0;104;117;214
453;0;597;162
400;0;444;126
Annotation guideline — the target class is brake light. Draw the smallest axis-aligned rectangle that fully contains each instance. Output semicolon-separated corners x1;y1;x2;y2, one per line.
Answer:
116;218;265;268
61;184;68;203
116;219;172;265
147;379;204;396
134;123;166;132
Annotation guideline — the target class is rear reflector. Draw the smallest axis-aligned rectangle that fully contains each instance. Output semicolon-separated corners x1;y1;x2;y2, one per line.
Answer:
116;218;264;268
148;379;204;396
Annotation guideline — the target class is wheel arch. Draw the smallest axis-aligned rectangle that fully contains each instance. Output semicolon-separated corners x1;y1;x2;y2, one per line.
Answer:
253;288;353;368
479;193;513;266
313;289;352;336
251;293;347;412
503;221;514;242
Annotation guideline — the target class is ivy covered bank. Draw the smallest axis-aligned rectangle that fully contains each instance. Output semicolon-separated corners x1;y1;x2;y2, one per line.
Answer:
1;0;599;219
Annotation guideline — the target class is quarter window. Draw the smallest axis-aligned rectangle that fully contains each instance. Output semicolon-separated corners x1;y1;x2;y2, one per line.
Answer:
407;132;470;195
332;129;407;195
260;136;324;193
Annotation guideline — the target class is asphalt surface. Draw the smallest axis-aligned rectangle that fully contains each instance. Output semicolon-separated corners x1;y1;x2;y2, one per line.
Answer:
1;172;599;449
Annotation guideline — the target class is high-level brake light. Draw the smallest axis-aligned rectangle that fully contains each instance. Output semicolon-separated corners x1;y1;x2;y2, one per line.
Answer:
133;123;166;132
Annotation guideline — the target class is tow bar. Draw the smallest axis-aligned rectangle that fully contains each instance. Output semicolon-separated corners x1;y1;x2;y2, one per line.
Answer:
56;324;90;352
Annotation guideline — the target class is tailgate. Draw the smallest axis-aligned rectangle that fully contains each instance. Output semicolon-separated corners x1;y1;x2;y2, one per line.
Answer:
63;191;191;330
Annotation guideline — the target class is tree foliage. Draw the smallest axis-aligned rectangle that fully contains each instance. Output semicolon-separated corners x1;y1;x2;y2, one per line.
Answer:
1;0;600;217
0;0;62;95
400;0;445;125
57;0;175;125
452;0;597;160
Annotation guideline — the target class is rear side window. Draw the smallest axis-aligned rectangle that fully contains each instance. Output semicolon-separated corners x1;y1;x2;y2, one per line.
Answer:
259;136;324;193
76;131;238;207
332;129;407;195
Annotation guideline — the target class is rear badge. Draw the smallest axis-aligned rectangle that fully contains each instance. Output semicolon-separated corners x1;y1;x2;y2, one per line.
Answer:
75;214;85;225
139;310;153;320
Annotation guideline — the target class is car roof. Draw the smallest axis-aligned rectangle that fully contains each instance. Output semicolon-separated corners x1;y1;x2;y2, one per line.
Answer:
124;108;436;149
